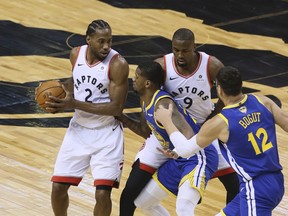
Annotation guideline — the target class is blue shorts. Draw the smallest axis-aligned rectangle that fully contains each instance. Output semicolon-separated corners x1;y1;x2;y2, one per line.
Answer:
222;171;284;216
153;145;218;198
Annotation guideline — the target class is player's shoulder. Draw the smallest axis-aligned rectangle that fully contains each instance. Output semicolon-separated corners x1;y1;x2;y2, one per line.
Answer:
109;52;129;78
70;46;81;65
70;46;81;56
154;56;165;69
110;52;128;66
251;93;274;110
207;55;224;80
208;55;223;68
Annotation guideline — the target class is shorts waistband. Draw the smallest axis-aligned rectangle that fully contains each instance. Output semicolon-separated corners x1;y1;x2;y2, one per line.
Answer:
70;119;117;130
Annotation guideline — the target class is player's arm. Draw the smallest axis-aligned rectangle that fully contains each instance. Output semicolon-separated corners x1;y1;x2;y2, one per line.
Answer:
116;105;151;139
155;104;227;158
206;56;225;120
72;54;129;115
99;54;129;116
61;47;78;93
44;48;76;113
256;94;288;132
155;98;194;139
53;48;77;95
154;57;165;70
47;54;129;115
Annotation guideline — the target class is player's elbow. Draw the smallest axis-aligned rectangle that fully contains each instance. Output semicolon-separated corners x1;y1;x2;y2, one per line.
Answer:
113;103;126;116
113;109;122;116
170;132;202;158
175;147;195;158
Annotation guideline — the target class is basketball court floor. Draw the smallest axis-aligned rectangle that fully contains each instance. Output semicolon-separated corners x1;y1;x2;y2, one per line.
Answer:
0;0;287;215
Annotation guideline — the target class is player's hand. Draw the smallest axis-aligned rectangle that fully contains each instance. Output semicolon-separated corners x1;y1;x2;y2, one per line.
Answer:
46;84;74;112
155;103;173;125
157;147;179;159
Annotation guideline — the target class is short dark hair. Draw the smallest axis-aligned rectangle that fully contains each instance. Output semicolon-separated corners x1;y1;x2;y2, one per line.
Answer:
216;66;242;96
172;28;195;41
138;62;164;87
86;20;111;36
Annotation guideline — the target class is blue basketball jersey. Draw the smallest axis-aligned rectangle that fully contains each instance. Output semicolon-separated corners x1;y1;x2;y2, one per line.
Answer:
143;89;200;150
145;91;218;198
218;94;282;181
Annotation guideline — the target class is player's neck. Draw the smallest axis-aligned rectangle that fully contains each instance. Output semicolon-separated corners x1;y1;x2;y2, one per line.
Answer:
142;89;158;107
176;52;199;75
224;94;245;106
86;50;101;65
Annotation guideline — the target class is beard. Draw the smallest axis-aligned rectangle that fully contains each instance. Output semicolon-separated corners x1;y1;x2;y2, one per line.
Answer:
176;59;187;67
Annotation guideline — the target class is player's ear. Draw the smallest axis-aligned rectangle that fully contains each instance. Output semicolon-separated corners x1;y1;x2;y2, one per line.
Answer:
216;84;222;97
86;35;91;45
145;80;151;88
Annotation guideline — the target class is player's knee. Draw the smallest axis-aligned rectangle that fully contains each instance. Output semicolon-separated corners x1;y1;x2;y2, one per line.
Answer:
219;172;239;191
135;191;160;209
95;188;112;204
52;182;70;196
176;198;197;216
121;183;141;201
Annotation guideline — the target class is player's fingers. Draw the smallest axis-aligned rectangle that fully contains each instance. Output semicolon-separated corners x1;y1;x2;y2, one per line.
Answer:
48;95;64;102
45;100;62;108
61;84;68;93
168;103;173;111
45;107;58;113
158;105;164;109
156;147;165;154
156;147;170;155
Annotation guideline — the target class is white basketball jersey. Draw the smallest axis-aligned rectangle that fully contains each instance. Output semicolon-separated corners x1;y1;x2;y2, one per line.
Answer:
163;52;214;123
71;45;119;128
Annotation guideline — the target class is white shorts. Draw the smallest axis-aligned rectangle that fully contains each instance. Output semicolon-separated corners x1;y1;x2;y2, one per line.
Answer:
51;119;124;188
135;135;231;175
135;133;169;169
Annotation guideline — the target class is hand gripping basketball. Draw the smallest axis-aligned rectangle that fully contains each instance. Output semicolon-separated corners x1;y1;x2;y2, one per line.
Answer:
35;80;66;112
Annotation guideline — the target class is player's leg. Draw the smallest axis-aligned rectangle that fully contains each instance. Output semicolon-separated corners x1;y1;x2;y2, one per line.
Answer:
212;140;239;204
239;171;284;216
218;172;239;203
120;134;168;216
120;159;155;215
51;183;70;216
218;193;240;216
176;180;200;216
135;179;170;216
51;123;89;216
175;144;218;215
94;186;113;216
90;120;125;216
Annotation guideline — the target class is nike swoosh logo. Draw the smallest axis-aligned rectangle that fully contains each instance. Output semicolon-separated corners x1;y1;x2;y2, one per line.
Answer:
112;124;119;131
169;77;178;80
78;63;84;66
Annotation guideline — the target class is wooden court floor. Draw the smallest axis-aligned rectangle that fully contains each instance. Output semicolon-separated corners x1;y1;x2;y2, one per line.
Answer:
0;0;287;215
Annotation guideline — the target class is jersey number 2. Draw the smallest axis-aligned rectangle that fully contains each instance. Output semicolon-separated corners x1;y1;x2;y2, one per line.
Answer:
85;89;92;102
248;128;273;155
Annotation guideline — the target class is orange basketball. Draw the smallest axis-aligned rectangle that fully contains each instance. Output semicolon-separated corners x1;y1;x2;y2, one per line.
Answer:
35;80;66;111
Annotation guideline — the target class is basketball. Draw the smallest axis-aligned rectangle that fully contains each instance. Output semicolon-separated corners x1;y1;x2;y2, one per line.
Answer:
35;80;66;110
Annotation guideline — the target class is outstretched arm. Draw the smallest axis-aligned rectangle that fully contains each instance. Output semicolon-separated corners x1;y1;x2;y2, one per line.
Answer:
155;104;227;158
256;94;288;132
116;111;151;139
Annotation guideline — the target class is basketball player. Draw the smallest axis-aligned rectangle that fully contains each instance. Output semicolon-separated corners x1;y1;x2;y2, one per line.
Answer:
45;20;129;216
155;66;286;215
119;28;239;215
119;61;218;215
